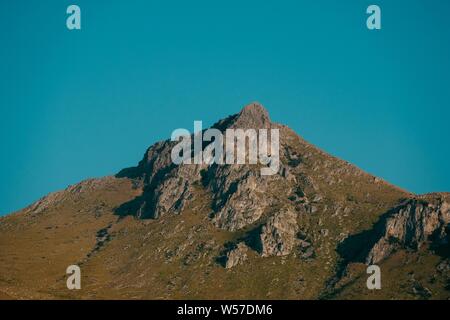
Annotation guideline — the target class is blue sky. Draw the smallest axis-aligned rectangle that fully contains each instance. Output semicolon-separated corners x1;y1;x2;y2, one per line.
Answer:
1;0;449;215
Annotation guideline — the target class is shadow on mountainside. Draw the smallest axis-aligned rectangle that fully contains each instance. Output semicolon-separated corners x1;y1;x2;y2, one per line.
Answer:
114;163;177;219
215;224;265;267
336;199;450;265
114;165;146;218
321;204;405;298
116;165;142;179
323;199;450;298
336;210;392;265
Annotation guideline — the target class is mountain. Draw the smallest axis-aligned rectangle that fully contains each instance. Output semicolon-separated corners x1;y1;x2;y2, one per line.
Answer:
0;103;449;299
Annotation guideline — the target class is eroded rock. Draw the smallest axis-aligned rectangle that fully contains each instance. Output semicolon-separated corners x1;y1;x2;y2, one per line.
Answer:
366;199;450;264
117;103;295;232
225;242;249;268
259;209;298;257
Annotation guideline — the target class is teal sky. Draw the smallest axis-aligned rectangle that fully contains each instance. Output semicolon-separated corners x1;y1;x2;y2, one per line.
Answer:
1;0;449;215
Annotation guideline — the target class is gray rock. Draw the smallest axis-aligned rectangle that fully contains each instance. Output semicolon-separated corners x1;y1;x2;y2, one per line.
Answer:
228;102;271;130
259;209;298;257
118;103;288;231
225;243;249;269
210;167;272;231
366;199;450;264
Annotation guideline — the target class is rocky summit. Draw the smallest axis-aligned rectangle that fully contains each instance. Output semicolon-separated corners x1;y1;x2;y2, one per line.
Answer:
0;103;449;299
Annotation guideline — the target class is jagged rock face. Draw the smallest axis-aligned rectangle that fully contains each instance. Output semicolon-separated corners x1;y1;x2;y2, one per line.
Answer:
225;242;249;269
259;209;298;257
366;199;450;264
120;103;291;231
149;165;203;218
115;102;449;270
123;139;206;219
228;103;271;130
205;165;273;231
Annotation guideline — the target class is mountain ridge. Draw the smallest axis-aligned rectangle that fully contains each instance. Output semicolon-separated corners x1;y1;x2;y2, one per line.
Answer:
0;103;448;299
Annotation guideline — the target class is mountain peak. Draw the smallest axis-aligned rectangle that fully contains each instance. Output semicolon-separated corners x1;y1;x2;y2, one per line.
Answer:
232;102;271;129
240;102;268;115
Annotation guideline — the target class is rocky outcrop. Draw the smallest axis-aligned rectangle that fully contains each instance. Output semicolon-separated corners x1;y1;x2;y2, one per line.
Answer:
121;139;206;219
259;209;298;257
224;242;249;269
227;103;271;130
366;198;450;264
114;103;449;270
116;103;294;232
204;102;280;230
206;165;273;231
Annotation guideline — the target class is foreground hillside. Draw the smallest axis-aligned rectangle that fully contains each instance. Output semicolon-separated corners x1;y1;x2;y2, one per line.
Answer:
0;104;448;299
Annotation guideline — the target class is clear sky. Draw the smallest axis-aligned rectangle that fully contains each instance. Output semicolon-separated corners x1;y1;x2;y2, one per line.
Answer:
1;0;449;215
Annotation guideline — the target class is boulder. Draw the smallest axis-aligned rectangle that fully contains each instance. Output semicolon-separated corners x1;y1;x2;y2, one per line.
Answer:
259;209;298;257
225;243;249;269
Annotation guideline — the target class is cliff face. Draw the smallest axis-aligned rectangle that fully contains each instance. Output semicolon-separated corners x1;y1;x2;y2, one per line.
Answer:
366;197;450;264
0;103;448;300
117;103;297;236
116;103;276;227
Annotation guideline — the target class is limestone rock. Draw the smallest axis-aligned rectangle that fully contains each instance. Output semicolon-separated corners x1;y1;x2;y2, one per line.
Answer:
225;243;249;269
259;209;298;257
115;103;284;227
228;102;271;130
208;166;272;231
366;198;450;264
